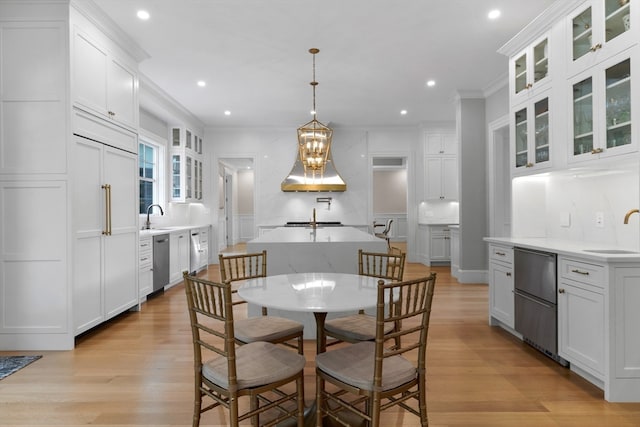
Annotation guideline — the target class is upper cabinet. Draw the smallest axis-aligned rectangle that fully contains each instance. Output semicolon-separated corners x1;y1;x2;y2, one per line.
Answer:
510;34;552;105
170;127;204;203
568;0;637;78
569;46;638;163
424;131;458;200
511;91;553;174
72;25;139;131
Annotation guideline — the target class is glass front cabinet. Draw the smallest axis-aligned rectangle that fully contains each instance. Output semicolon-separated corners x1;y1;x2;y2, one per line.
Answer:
511;35;551;105
170;127;204;202
569;47;638;163
568;0;636;77
512;91;552;174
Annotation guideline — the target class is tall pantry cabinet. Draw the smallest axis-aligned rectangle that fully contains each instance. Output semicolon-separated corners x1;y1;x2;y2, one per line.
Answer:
0;1;143;350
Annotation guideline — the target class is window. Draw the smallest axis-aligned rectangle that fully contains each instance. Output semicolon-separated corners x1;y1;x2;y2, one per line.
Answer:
139;141;158;214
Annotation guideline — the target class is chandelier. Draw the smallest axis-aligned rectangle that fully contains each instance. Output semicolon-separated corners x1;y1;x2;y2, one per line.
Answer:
298;48;332;174
281;48;346;192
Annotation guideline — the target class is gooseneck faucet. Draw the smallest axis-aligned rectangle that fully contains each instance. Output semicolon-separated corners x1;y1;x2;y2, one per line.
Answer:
145;204;164;229
624;208;639;224
311;208;317;229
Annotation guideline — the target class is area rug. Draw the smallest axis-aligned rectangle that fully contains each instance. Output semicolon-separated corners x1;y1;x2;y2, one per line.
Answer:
0;355;42;380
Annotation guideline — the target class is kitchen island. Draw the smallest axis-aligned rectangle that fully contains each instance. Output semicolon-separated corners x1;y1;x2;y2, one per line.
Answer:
247;226;387;275
246;226;388;338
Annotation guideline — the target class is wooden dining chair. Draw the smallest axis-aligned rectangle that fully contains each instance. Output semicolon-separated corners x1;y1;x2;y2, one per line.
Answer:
322;249;406;348
183;272;306;427
219;251;304;354
315;273;437;427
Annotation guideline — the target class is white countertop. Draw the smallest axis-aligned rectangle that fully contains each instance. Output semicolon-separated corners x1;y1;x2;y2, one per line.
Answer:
139;225;208;238
249;226;382;244
484;236;640;262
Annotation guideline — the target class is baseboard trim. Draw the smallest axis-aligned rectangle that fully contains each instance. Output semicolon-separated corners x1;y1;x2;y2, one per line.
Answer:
455;269;488;284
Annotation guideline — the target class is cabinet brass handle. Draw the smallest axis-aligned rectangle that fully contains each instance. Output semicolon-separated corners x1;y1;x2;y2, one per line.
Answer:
525;162;534;168
590;43;602;52
526;83;533;89
559;288;565;293
591;147;604;154
571;269;589;275
101;184;112;236
506;272;512;277
495;251;506;256
141;257;149;262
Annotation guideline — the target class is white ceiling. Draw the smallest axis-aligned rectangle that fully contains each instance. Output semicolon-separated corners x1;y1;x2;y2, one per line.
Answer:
90;0;558;129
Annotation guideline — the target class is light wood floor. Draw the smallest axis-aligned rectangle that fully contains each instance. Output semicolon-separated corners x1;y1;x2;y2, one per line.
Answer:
2;246;640;426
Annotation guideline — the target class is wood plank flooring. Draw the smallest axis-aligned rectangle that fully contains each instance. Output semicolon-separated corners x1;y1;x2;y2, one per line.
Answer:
1;247;640;426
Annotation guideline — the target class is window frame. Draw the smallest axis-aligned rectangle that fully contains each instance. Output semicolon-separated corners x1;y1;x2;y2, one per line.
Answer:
138;135;166;215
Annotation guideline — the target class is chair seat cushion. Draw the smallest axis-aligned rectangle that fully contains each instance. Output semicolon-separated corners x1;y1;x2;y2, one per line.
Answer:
234;316;303;343
203;341;305;389
324;314;394;342
316;341;415;391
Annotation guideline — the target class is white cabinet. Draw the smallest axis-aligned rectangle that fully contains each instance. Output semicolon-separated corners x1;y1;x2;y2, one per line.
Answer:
511;91;553;174
72;22;138;131
425;157;458;200
428;225;451;264
569;47;638;163
425;132;457;155
139;236;153;299
170;127;204;202
73;133;139;335
558;257;606;380
568;0;637;78
424;130;457;200
488;244;515;329
510;34;551;105
170;230;190;284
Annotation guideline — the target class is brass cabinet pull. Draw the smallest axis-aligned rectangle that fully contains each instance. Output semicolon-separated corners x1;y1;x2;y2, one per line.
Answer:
506;272;512;277
525;162;534;168
559;288;565;294
495;251;506;256
101;184;112;236
591;147;604;154
571;268;589;275
590;43;602;52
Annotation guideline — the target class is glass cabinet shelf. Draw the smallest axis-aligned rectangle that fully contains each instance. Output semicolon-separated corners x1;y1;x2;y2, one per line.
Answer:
573;7;593;61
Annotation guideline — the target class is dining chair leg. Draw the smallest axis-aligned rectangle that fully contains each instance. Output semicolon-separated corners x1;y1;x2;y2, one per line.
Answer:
419;385;429;427
296;375;305;427
297;335;304;355
315;374;324;427
192;388;201;427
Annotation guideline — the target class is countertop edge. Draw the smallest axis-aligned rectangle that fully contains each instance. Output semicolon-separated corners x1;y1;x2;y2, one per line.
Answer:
484;237;640;263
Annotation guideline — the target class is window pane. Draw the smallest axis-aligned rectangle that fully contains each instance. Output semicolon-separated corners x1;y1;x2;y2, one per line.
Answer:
140;180;153;214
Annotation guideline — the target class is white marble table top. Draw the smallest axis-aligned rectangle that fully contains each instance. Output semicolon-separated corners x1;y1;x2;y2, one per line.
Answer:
238;272;383;313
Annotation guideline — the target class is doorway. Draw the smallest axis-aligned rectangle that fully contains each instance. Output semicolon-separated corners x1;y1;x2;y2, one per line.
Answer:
218;157;254;252
371;156;408;244
488;117;511;237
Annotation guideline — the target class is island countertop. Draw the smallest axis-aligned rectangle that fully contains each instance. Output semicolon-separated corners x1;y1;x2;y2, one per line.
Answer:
249;226;383;244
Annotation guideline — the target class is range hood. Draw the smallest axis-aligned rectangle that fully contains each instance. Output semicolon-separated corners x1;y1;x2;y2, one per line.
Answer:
281;151;347;192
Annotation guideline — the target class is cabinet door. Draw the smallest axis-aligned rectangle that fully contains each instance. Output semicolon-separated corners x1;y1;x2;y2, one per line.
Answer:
441;157;458;200
512;92;552;174
489;261;514;328
73;138;104;333
103;147;138;318
178;232;190;273
429;233;448;261
73;31;108;120
511;35;550;105
107;57;137;130
425;157;443;200
558;281;605;378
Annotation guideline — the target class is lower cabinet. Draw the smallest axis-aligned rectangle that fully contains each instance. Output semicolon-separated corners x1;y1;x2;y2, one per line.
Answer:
429;225;451;263
170;230;190;284
139;236;153;299
488;244;514;328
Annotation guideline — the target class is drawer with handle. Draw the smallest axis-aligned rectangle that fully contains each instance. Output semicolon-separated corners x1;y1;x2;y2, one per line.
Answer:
559;257;604;288
489;244;513;264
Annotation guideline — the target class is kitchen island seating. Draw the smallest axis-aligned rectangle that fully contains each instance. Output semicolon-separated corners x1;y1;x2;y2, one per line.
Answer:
315;273;437;427
219;251;304;354
323;249;406;348
183;273;306;427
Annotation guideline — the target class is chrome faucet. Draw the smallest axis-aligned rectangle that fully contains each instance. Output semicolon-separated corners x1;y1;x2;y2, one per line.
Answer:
145;204;164;229
624;208;639;224
311;208;317;229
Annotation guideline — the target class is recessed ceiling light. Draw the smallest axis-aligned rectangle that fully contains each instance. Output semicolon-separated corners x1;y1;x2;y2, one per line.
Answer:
137;10;150;20
488;9;501;20
224;110;231;116
426;80;436;87
400;110;408;115
197;80;206;87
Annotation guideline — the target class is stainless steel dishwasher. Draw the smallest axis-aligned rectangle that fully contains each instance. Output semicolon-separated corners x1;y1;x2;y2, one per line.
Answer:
514;247;568;366
152;234;170;292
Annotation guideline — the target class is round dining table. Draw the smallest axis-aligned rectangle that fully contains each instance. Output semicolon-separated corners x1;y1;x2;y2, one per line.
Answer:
238;272;383;354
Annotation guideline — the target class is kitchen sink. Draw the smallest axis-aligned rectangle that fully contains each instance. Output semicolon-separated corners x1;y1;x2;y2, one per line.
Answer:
583;249;640;254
